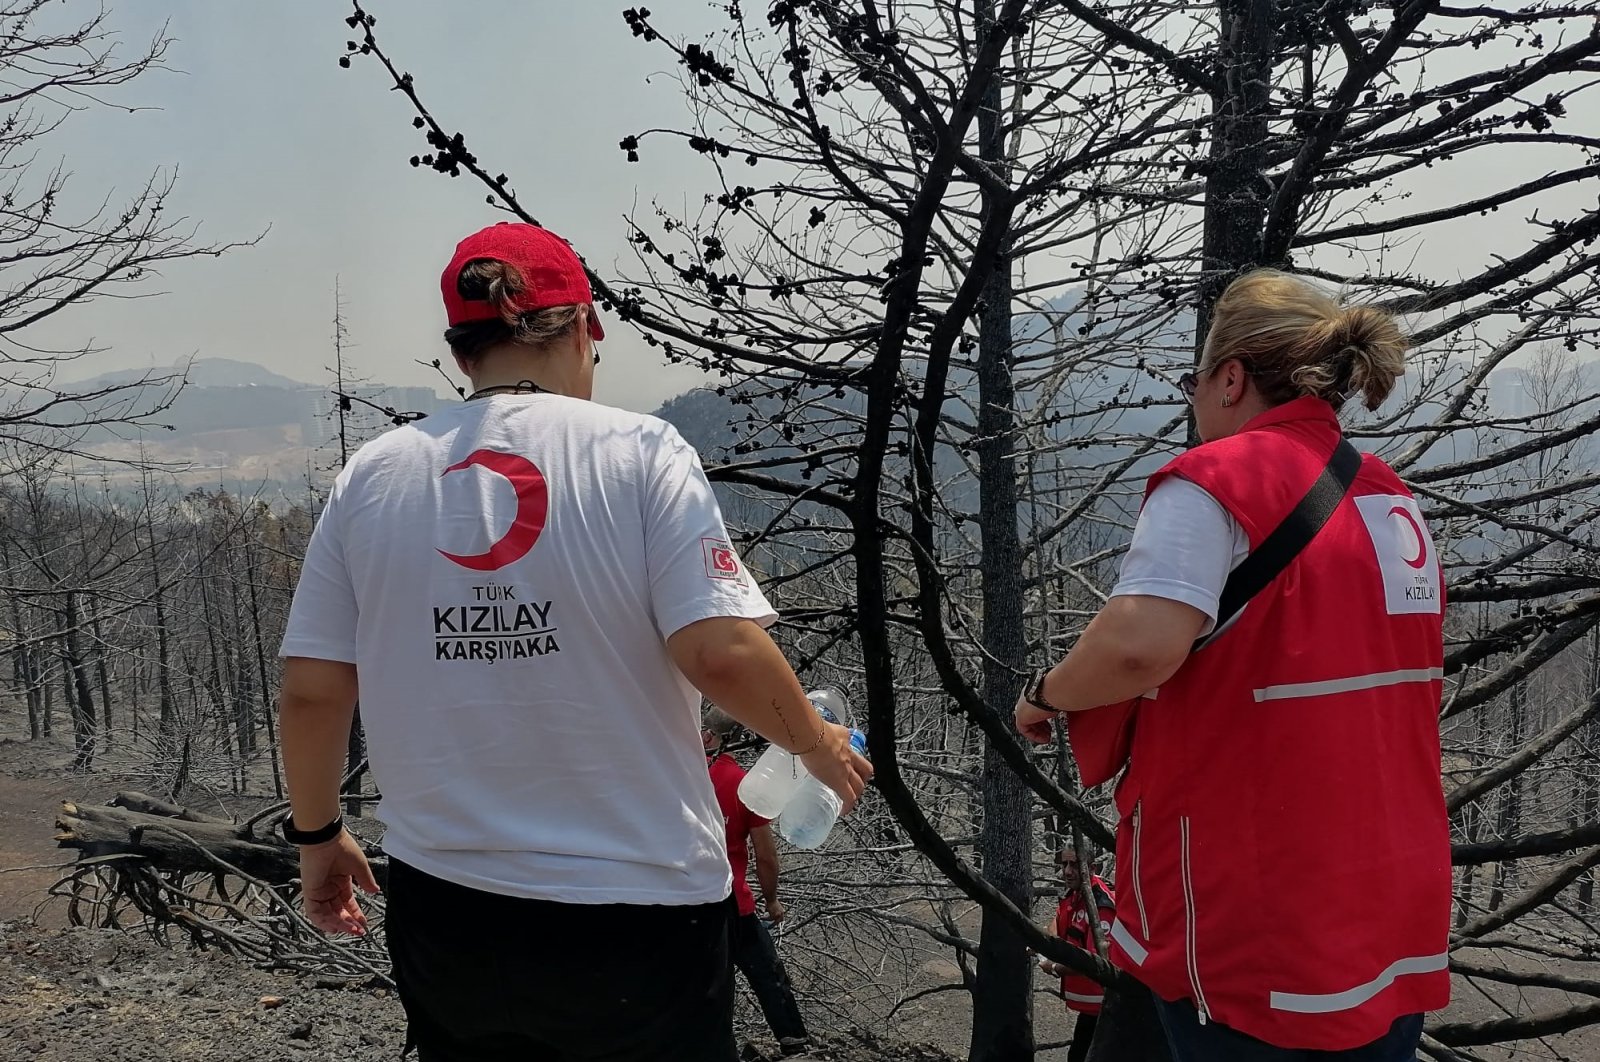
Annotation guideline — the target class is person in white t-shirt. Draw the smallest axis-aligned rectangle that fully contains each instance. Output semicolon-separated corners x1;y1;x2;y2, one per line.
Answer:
276;221;871;1062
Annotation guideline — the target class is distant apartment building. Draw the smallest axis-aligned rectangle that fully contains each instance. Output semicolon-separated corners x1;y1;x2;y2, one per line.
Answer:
1486;361;1599;419
1487;372;1536;418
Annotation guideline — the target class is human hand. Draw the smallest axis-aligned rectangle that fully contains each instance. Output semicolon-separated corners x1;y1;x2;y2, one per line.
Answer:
765;897;787;925
297;829;380;935
1014;694;1057;745
798;722;873;814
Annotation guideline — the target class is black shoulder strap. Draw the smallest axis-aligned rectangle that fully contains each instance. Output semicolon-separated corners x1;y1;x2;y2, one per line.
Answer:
1091;881;1115;911
1197;438;1362;650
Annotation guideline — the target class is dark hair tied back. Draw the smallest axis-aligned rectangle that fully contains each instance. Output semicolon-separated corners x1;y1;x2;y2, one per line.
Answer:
444;258;582;361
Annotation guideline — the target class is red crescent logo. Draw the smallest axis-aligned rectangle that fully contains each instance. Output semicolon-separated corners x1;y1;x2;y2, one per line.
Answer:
437;450;548;571
1388;504;1429;570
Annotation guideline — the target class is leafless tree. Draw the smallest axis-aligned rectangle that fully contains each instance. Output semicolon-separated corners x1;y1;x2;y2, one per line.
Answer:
0;2;250;456
119;2;1596;1057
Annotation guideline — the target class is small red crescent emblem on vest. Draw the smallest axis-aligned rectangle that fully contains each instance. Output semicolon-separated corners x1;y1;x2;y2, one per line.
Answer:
1388;505;1428;570
437;450;548;571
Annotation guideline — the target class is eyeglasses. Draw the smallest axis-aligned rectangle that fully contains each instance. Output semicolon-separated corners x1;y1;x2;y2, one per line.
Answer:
584;305;601;366
1179;359;1253;403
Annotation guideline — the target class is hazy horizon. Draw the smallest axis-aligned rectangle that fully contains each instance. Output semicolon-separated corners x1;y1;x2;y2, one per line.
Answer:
22;3;1594;415
32;1;723;413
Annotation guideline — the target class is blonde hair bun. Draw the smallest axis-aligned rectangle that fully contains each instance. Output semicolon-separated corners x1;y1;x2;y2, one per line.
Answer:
1207;269;1409;412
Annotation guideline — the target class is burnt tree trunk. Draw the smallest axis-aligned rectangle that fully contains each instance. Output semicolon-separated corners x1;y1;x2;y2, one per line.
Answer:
197;571;242;791
1193;0;1277;360
143;491;177;743
59;593;97;771
344;706;366;818
54;792;389;888
154;582;176;740
1093;5;1283;1057
246;538;284;798
225;551;257;757
1;541;43;739
24;642;42;739
968;26;1034;1059
41;644;53;737
88;598;113;745
57;797;297;881
13;649;31;737
1580;628;1599;907
1489;679;1527;912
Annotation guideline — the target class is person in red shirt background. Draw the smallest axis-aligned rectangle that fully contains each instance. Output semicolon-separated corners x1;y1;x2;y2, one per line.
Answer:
703;708;812;1057
1038;846;1115;1062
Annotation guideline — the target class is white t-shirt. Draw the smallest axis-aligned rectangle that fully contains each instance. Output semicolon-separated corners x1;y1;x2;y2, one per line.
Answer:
280;393;776;905
1110;476;1250;636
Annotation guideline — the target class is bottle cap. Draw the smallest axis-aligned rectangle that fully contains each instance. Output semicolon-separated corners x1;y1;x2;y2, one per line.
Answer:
806;688;850;726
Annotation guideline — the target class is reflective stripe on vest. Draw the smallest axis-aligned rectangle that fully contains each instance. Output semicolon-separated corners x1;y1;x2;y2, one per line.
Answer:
1269;952;1449;1014
1111;918;1148;966
1253;667;1444;704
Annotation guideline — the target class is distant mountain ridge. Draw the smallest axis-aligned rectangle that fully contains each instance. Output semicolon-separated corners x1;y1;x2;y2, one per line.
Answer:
39;346;1594;501
70;357;309;392
42;356;443;447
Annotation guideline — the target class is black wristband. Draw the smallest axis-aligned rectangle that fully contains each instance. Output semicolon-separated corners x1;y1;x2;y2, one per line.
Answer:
283;814;344;846
1025;670;1061;714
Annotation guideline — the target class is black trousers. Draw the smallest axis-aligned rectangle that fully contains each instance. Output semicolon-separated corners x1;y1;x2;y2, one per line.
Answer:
729;912;808;1043
1067;1012;1099;1062
385;858;737;1062
1155;997;1423;1062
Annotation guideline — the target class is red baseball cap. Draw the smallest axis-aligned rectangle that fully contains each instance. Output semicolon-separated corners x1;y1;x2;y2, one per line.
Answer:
440;222;605;339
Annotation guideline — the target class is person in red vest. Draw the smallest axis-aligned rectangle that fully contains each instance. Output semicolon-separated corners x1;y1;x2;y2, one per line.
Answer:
702;708;812;1057
1014;269;1450;1061
1037;845;1116;1062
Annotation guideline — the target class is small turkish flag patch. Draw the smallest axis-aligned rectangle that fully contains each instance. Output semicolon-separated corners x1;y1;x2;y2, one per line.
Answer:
702;538;742;581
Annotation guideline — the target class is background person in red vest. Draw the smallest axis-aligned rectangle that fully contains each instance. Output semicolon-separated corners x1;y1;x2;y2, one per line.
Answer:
1014;269;1450;1062
702;708;812;1056
1037;845;1116;1062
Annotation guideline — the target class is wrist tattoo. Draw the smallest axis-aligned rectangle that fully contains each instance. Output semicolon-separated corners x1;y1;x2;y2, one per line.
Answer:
775;699;799;746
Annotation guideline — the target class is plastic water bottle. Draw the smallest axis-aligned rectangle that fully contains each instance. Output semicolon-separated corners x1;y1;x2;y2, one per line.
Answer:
737;688;851;818
777;728;868;849
738;741;804;819
806;688;849;726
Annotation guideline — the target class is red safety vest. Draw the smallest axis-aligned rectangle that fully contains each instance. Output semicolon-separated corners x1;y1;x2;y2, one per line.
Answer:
1054;876;1116;1014
1075;397;1452;1051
